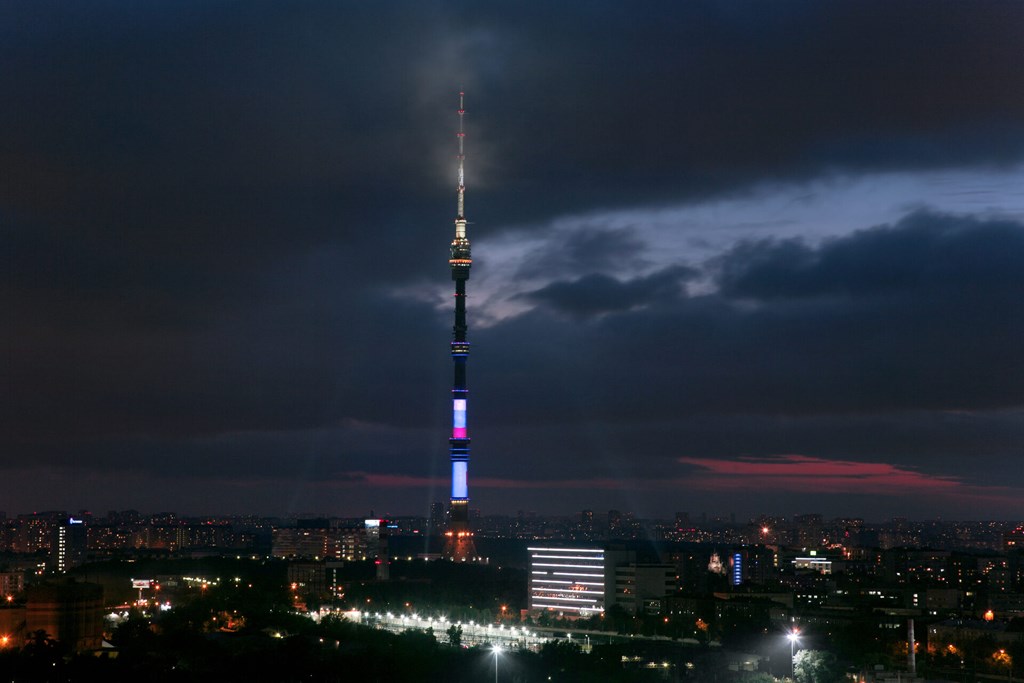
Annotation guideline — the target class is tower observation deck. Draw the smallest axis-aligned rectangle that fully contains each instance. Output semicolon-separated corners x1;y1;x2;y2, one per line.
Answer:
444;91;477;562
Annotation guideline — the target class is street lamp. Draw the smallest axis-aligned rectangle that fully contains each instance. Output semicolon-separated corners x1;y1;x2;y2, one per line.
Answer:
492;645;502;683
788;629;801;681
995;649;1013;683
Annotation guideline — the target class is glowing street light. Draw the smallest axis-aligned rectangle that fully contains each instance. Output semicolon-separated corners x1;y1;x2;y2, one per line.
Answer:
492;645;502;683
788;628;801;680
994;649;1013;683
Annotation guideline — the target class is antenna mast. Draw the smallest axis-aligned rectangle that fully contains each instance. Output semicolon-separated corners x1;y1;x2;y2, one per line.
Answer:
456;90;466;226
450;91;470;261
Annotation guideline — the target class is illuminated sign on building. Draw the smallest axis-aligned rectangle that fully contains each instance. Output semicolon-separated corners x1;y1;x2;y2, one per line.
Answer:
793;557;833;574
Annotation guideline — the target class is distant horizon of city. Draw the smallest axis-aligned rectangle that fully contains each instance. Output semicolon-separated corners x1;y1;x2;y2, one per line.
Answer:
3;507;1023;526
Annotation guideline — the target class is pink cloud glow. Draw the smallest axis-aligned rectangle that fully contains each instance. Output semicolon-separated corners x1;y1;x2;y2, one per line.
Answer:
316;459;1024;513
677;454;959;494
326;460;964;496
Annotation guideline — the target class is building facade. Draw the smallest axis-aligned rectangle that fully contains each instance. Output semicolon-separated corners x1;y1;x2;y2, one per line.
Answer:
528;546;606;616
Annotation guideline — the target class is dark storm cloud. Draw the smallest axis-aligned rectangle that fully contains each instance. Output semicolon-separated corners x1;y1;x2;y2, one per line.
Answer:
4;0;1024;513
477;211;1024;423
4;1;1023;242
3;422;443;482
2;275;450;441
456;211;1024;515
718;212;1024;300
513;228;649;280
474;410;1024;484
518;265;696;318
469;0;1024;223
3;0;1022;306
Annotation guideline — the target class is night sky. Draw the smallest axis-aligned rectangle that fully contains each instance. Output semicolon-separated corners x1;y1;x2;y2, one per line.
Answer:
4;1;1024;520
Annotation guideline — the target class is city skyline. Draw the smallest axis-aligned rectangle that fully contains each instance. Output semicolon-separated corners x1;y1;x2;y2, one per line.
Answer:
4;2;1024;519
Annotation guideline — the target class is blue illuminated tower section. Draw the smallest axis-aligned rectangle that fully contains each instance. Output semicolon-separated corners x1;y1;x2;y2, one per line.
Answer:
445;91;476;561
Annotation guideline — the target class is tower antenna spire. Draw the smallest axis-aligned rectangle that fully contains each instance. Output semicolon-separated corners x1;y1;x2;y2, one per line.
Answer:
457;90;466;220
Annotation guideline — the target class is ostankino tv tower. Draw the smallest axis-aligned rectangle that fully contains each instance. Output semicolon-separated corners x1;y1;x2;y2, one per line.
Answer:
444;91;477;562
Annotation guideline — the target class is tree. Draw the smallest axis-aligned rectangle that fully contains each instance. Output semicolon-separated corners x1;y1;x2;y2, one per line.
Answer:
737;672;778;683
446;624;462;648
794;649;843;683
604;604;632;634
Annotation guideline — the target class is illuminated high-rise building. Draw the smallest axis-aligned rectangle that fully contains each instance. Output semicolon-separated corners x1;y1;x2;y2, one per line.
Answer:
444;91;477;561
50;517;86;573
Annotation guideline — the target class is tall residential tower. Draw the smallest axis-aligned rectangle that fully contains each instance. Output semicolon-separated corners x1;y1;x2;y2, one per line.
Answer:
444;91;477;561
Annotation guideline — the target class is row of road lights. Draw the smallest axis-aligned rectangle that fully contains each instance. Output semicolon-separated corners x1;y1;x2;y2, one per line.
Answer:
376;615;800;682
376;612;800;682
371;611;544;648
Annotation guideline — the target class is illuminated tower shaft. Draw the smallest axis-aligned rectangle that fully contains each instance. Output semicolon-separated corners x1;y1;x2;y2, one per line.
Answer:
446;91;475;560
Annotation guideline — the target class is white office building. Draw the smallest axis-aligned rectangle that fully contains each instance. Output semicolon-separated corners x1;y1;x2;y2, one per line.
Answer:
528;546;605;616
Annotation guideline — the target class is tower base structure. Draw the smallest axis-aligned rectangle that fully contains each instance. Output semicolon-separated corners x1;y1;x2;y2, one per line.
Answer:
443;500;479;562
442;527;478;562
